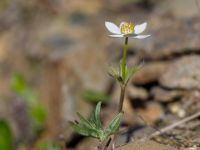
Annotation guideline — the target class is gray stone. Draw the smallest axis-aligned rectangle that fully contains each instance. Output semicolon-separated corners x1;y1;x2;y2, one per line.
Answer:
131;0;200;60
117;140;176;150
132;61;170;85
159;55;200;90
150;87;184;102
127;85;149;100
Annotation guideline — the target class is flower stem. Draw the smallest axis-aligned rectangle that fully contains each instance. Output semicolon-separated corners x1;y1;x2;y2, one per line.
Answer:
121;37;129;81
110;37;129;149
118;37;129;113
118;85;126;113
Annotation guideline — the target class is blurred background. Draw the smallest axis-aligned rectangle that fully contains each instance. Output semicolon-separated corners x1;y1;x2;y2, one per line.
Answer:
0;0;200;149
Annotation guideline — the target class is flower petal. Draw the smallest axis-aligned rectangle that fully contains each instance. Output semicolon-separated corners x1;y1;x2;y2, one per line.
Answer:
134;22;147;34
124;33;136;37
109;34;124;37
132;35;151;39
105;21;121;34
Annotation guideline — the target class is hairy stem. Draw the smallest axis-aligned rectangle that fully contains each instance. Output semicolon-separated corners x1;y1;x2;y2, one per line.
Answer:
118;85;126;113
118;37;129;113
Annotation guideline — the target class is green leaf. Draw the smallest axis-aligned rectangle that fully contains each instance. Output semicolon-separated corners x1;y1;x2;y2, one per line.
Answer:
76;112;94;129
81;89;110;103
105;112;123;137
69;121;91;136
31;103;47;126
0;120;13;150
95;102;102;129
10;72;38;104
69;121;99;138
125;66;139;83
108;66;119;78
70;103;122;141
109;65;124;84
89;102;102;129
10;73;26;94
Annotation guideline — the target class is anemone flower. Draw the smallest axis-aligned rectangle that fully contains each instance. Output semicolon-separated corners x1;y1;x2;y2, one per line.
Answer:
105;21;150;39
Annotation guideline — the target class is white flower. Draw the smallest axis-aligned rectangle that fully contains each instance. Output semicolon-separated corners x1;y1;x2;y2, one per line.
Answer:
105;21;151;39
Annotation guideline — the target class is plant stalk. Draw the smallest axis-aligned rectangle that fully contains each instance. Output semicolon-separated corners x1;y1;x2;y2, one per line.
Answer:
121;37;129;81
110;37;129;149
118;37;129;113
118;85;126;113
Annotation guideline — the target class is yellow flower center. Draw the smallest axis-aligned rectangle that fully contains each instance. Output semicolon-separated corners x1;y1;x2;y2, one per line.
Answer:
120;22;134;34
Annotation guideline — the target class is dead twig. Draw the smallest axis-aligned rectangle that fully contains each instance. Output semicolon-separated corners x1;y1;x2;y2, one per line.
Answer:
147;111;200;139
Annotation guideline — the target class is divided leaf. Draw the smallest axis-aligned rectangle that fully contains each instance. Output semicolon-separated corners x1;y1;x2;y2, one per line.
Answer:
105;112;123;137
76;112;94;129
109;63;141;85
125;66;140;83
95;102;102;129
69;103;103;139
109;66;123;83
70;103;123;142
69;121;98;138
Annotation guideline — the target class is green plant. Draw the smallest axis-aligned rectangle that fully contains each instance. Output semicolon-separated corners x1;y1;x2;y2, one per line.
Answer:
0;120;13;150
70;20;150;149
105;21;150;113
70;102;123;142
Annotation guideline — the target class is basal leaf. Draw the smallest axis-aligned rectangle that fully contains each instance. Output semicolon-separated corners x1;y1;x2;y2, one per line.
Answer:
95;102;102;129
69;121;99;138
105;112;123;137
69;121;91;136
90;112;96;125
76;112;94;129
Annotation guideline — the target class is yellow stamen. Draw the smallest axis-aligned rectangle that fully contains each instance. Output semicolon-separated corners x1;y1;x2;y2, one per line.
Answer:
120;22;134;34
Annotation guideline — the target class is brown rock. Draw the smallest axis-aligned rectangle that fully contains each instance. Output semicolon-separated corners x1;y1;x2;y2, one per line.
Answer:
105;83;139;125
61;47;110;119
104;97;136;126
168;103;186;118
181;90;200;114
127;85;149;100
135;15;200;59
76;137;99;150
132;61;170;85
131;0;200;60
159;55;200;90
65;0;102;15
117;140;177;150
137;102;163;123
150;87;183;102
156;0;199;19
